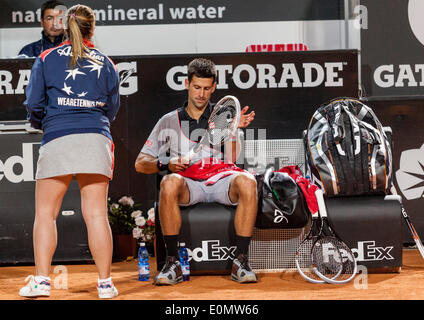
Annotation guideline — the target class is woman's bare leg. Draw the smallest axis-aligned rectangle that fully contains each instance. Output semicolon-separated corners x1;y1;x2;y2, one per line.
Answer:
34;175;72;276
76;174;112;279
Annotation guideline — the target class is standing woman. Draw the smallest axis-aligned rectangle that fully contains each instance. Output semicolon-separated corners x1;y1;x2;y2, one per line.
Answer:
19;4;120;299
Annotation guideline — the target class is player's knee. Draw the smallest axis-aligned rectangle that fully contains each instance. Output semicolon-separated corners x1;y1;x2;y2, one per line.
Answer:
160;174;184;198
235;174;257;198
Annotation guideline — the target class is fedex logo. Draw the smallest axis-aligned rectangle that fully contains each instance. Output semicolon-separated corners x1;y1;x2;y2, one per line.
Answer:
0;143;39;183
187;240;236;262
351;241;394;261
318;240;394;264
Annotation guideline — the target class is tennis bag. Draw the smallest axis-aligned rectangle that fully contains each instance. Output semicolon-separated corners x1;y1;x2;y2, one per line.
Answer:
304;97;393;197
255;168;310;229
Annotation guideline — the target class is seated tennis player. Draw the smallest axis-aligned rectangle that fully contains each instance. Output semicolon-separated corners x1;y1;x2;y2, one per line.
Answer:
135;58;258;285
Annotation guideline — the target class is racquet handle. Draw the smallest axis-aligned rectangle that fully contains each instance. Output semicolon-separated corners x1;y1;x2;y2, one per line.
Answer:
315;189;328;218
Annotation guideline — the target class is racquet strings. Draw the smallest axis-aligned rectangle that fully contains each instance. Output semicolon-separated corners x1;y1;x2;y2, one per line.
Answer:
207;98;238;145
311;220;356;283
295;217;326;283
311;237;343;279
332;243;356;283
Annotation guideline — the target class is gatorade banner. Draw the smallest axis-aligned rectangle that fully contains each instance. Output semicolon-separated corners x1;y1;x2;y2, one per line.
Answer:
361;0;424;99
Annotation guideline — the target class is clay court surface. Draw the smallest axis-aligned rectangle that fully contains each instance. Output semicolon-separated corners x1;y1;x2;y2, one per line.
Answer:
1;249;423;300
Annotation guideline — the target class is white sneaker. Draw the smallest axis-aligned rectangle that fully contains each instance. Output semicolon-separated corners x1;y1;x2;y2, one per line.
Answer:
19;275;51;298
97;282;118;299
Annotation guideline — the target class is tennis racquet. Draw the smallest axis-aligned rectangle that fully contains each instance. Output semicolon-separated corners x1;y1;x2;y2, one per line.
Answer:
295;210;333;284
184;95;241;163
385;186;424;260
312;189;357;284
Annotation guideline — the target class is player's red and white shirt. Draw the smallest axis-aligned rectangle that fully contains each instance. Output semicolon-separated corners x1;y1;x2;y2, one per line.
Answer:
140;107;244;184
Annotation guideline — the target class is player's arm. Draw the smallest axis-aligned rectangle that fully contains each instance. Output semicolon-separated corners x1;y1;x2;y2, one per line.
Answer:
135;152;161;174
135;114;191;174
135;152;188;174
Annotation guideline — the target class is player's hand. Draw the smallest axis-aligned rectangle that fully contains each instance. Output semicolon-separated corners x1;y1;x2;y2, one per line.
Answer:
238;106;255;128
168;156;190;172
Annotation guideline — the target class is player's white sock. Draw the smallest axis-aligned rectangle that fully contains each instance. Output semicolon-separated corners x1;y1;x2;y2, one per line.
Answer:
98;277;112;285
35;275;51;284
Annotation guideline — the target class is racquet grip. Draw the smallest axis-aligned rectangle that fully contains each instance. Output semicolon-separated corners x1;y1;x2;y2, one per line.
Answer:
315;189;328;218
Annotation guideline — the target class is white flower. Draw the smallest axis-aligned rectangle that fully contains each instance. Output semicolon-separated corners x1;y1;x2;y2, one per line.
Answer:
145;234;153;241
131;210;142;218
132;227;143;239
135;216;146;227
111;203;119;210
118;196;134;207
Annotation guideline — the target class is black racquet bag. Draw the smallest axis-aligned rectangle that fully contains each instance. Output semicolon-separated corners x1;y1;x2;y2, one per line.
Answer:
304;97;393;197
254;168;310;229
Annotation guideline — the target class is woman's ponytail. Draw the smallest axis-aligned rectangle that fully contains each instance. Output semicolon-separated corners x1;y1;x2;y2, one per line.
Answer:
68;14;85;69
65;5;100;69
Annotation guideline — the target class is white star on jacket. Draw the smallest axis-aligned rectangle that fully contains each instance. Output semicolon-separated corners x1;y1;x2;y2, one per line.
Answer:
84;60;103;78
65;68;86;81
62;83;73;95
78;91;88;97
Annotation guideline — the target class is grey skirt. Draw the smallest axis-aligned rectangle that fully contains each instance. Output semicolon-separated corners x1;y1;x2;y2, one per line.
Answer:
36;133;114;180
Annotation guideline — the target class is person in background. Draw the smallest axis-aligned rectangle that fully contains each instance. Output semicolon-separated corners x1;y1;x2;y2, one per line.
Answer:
18;0;65;57
19;4;120;299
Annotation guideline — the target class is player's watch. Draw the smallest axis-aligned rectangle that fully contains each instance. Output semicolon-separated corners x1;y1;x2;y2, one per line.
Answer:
156;159;169;172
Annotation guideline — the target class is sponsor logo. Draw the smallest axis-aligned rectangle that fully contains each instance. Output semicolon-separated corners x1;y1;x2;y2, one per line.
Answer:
395;143;424;200
351;241;394;262
116;61;138;95
318;241;355;264
57;46;72;57
273;209;289;224
186;240;236;262
57;97;105;108
317;240;394;263
0;69;31;95
374;64;424;88
166;62;346;91
57;47;105;62
0;143;39;183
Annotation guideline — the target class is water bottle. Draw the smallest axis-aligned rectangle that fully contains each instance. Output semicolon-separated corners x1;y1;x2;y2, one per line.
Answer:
138;242;150;281
178;242;190;281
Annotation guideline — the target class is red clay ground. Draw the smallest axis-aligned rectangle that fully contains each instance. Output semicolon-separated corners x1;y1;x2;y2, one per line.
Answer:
1;249;423;300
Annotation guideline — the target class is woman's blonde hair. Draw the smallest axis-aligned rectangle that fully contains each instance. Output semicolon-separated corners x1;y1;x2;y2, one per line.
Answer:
66;4;101;68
